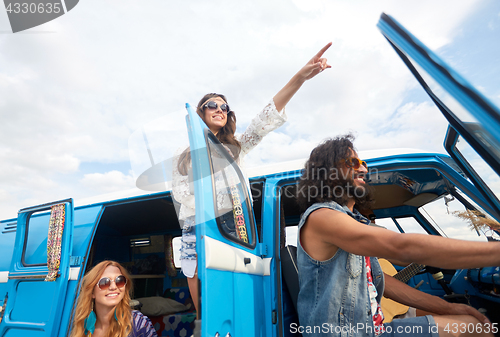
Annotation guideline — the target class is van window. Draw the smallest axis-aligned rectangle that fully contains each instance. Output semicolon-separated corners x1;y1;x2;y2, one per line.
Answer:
393;217;428;235
375;217;428;235
24;211;51;266
375;218;402;233
419;194;490;242
455;135;500;203
208;134;255;247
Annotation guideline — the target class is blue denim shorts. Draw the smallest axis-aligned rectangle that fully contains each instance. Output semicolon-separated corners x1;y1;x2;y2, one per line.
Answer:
180;216;197;278
180;217;196;258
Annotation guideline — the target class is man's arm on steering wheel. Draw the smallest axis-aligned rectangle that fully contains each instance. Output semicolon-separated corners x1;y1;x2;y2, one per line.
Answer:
384;274;490;324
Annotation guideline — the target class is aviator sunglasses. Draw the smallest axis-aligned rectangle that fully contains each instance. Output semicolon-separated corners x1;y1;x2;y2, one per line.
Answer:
204;101;230;114
341;157;368;170
97;275;127;290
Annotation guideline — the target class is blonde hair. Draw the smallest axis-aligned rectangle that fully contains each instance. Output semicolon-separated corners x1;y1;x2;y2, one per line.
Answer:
70;261;133;337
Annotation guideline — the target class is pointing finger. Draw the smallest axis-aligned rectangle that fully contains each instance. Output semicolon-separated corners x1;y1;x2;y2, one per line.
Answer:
314;42;332;59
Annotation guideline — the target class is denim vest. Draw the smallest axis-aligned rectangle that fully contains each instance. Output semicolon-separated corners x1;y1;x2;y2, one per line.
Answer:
297;201;384;337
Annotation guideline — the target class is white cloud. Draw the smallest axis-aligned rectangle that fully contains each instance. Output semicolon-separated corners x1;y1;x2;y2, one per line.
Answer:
0;0;496;216
0;189;9;202
81;170;135;194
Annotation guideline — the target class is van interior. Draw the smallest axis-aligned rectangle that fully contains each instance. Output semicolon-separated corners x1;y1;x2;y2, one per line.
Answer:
85;195;195;337
277;167;500;337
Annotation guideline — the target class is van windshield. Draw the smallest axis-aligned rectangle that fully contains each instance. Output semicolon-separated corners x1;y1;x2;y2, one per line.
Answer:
419;190;500;242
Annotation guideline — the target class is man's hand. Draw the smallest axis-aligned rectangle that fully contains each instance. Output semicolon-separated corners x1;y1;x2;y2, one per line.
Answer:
441;302;491;325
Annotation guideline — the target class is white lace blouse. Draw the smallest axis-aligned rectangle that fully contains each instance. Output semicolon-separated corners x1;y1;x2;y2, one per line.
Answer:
172;99;287;221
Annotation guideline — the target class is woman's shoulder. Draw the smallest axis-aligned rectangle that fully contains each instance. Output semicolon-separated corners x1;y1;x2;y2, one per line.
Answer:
131;310;157;335
131;309;150;322
174;145;190;156
131;309;143;318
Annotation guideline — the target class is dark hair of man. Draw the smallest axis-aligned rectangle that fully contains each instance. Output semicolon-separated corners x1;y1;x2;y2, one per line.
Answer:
297;134;374;212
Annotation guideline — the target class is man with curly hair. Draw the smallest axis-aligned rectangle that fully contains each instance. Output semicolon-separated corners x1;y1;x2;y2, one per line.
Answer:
295;134;498;337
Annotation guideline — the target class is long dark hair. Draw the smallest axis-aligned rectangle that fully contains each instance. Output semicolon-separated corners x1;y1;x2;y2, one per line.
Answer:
178;93;241;175
297;134;374;211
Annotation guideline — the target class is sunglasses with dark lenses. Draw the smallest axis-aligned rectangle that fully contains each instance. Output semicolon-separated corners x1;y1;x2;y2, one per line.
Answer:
97;275;127;290
204;101;230;114
341;157;368;170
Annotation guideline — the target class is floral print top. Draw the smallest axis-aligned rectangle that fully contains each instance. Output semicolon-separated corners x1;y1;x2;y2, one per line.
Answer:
366;257;385;336
172;99;287;221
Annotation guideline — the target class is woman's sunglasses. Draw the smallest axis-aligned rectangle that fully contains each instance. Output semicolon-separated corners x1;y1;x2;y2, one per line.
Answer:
97;275;127;290
341;157;368;170
204;101;230;114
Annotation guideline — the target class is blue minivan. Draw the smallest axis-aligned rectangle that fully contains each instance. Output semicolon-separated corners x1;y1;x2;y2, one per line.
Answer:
0;13;499;337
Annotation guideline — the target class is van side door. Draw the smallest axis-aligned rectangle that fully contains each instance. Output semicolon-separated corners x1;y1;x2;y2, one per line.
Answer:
377;13;500;219
0;199;74;337
185;104;271;337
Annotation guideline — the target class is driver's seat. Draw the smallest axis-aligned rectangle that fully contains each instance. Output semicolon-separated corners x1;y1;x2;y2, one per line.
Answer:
281;245;299;312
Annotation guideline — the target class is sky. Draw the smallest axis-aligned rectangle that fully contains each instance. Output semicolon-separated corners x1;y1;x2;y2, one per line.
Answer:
0;0;500;225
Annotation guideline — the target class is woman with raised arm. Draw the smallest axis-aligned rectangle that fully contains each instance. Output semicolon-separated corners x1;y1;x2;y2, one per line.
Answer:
172;43;332;313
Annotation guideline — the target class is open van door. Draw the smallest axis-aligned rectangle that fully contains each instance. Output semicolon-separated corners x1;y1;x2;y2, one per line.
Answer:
184;104;271;336
377;13;500;220
0;199;74;337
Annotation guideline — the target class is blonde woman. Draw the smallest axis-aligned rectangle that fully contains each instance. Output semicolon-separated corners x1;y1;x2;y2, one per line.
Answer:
70;260;157;337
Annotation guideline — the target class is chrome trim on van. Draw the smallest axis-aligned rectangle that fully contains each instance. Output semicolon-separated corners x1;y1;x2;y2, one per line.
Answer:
8;274;47;280
8;272;60;280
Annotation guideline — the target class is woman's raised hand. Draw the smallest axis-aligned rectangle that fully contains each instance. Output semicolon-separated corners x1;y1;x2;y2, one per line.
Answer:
273;42;332;111
298;42;332;80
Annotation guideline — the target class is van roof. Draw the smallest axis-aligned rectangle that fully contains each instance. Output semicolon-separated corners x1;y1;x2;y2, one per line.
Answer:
75;148;436;209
